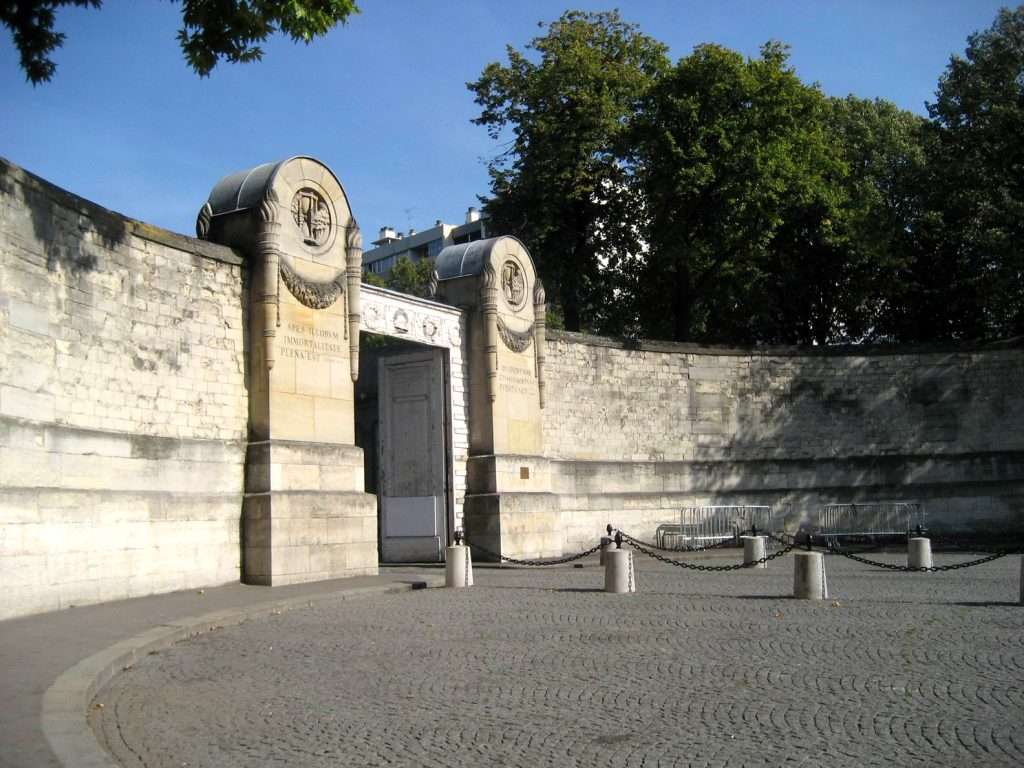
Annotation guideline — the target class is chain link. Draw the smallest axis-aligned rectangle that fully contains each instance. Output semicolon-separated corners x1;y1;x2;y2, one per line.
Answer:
828;547;1018;572
618;531;742;553
927;535;1024;555
765;531;799;548
463;538;602;566
762;530;1022;572
623;537;797;571
465;529;1021;572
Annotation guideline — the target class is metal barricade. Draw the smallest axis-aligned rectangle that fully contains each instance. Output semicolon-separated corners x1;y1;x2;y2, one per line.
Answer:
678;506;773;546
809;502;925;542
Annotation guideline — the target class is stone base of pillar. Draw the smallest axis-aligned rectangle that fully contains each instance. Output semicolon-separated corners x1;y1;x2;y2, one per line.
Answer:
242;440;377;586
908;537;933;569
793;550;828;600
445;545;474;588
463;491;562;561
742;535;768;568
604;549;636;593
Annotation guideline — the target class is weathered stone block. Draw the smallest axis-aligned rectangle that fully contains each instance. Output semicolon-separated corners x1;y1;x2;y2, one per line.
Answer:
0;387;55;423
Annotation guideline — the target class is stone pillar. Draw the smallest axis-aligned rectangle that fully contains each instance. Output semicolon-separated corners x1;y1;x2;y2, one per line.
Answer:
1019;556;1023;605
434;236;560;561
445;544;474;588
793;551;828;600
256;188;281;372
480;264;499;403
907;537;933;569
604;548;636;593
199;157;377;586
533;280;547;409
345;225;363;383
742;535;768;568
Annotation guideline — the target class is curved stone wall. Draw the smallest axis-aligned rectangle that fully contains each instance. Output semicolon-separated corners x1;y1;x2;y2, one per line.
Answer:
4;155;1022;618
0;158;249;619
543;331;1024;547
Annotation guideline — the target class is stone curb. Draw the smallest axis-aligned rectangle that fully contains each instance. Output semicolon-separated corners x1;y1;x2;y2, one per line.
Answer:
41;575;445;768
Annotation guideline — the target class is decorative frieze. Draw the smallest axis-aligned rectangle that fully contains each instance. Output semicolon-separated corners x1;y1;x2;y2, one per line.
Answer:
362;293;462;350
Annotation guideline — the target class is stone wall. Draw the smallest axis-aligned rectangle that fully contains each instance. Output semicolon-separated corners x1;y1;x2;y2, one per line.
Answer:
543;331;1024;548
0;159;248;620
5;154;1024;617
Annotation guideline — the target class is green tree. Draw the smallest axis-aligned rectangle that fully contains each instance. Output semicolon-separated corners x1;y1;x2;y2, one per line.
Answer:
363;256;435;298
468;10;668;332
631;42;849;343
902;5;1024;340
779;96;926;344
2;0;359;84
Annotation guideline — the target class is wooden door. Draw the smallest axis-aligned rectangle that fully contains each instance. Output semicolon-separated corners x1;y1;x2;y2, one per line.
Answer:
378;349;447;562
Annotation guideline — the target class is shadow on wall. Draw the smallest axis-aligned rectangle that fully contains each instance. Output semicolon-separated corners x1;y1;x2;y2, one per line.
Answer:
0;159;128;275
720;342;1024;532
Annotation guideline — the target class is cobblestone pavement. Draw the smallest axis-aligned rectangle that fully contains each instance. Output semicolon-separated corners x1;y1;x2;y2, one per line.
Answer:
91;552;1024;767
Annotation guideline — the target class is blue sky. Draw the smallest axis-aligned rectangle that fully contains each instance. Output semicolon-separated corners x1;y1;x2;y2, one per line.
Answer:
0;1;1010;240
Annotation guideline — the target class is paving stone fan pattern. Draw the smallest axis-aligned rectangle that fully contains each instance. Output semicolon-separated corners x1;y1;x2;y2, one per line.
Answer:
91;555;1024;767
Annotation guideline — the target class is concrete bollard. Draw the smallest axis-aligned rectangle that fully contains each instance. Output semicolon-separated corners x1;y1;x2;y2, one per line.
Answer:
604;548;636;593
907;537;933;569
445;544;474;588
599;536;613;566
742;535;768;569
793;550;828;600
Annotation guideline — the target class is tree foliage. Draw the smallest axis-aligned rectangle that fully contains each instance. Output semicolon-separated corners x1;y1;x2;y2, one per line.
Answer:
2;0;359;84
363;256;435;299
631;43;846;343
471;6;1023;345
468;10;668;332
907;6;1024;340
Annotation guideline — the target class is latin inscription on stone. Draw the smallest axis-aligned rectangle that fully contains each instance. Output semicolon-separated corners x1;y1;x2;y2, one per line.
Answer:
279;322;344;362
499;360;535;397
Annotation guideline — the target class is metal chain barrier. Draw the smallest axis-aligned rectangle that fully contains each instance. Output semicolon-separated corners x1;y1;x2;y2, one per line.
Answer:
461;526;1020;572
761;529;1023;572
617;530;742;553
827;546;1020;572
765;531;799;548
927;534;1024;554
461;536;602;566
621;533;797;571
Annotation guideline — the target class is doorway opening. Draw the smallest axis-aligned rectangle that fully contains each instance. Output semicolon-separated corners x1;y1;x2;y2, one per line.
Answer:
355;335;454;563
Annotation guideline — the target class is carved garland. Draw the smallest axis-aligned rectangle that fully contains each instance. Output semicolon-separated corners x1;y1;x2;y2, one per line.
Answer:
496;315;534;353
278;257;345;310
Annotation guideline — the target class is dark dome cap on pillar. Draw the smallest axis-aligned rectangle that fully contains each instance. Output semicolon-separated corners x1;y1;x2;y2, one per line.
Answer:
433;235;539;320
435;235;534;281
196;156;354;258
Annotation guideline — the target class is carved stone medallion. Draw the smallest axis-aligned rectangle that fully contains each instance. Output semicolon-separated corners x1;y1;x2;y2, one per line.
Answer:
392;309;410;334
291;189;332;247
364;303;384;331
501;259;527;311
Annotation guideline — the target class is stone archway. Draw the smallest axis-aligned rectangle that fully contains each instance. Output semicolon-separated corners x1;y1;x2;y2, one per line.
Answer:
197;156;554;582
358;285;469;555
199;156;376;585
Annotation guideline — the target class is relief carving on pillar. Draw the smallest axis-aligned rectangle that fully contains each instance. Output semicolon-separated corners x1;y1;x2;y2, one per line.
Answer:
497;315;534;352
278;256;345;310
291;188;332;247
501;259;527;311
